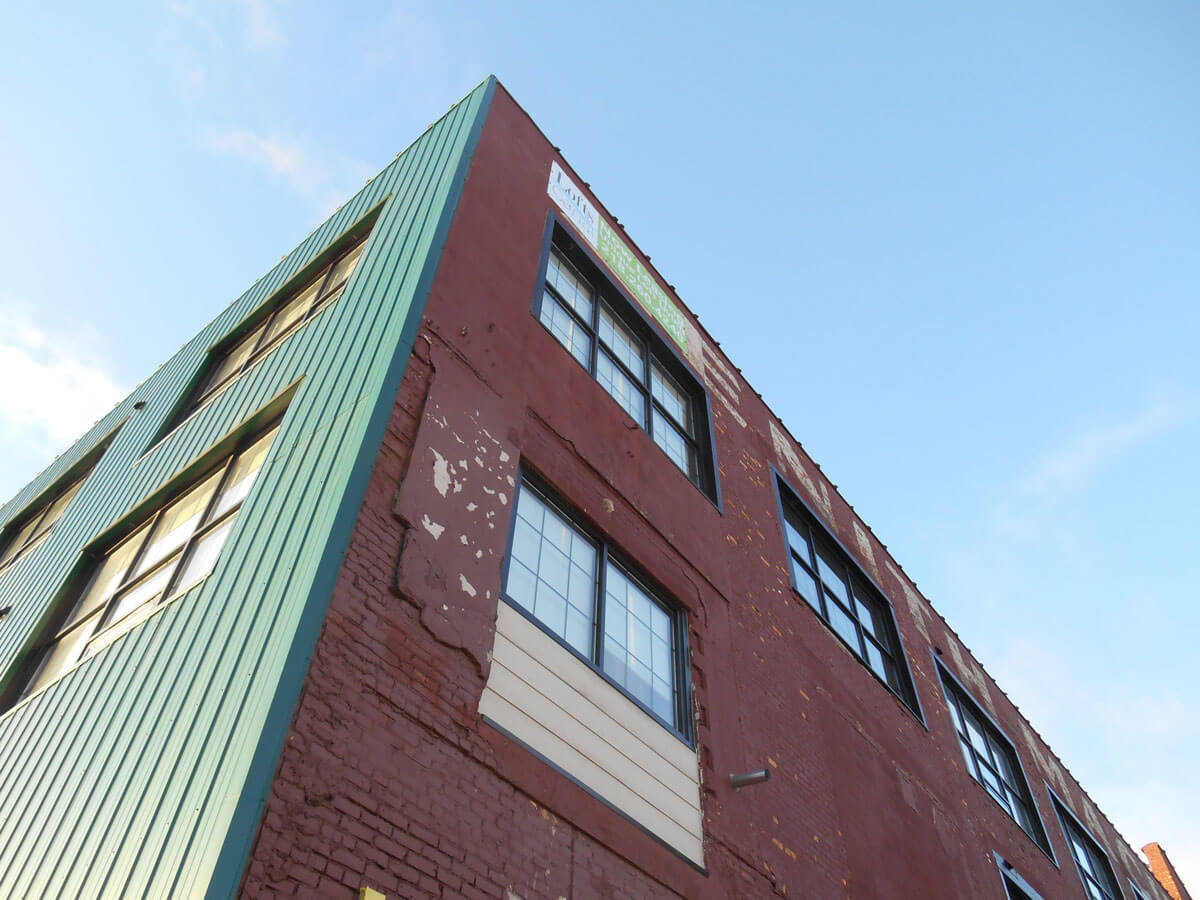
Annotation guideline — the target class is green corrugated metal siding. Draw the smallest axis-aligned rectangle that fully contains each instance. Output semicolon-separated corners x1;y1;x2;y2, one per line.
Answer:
0;77;494;898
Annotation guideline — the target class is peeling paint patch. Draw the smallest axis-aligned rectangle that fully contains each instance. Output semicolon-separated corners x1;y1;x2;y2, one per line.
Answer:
499;450;510;463
946;639;993;714
421;515;445;540
885;560;931;643
770;420;833;521
460;535;469;545
430;449;452;497
459;574;477;597
499;492;507;505
467;502;478;511
852;521;878;580
476;550;483;559
506;475;515;487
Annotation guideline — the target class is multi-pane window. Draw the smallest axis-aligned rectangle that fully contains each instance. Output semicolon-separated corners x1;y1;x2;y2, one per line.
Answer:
503;478;689;736
181;229;371;420
780;487;918;712
536;240;713;498
940;668;1049;851
19;422;279;699
0;441;111;573
994;854;1046;900
1053;797;1122;900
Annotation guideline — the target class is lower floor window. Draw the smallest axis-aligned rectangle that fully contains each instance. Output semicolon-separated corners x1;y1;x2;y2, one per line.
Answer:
19;421;280;699
503;477;690;737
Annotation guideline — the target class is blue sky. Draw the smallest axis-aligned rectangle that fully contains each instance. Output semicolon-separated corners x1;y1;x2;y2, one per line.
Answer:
2;0;1198;888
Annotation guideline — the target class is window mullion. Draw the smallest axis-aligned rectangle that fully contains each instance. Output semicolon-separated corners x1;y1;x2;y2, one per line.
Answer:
594;544;608;668
160;456;236;602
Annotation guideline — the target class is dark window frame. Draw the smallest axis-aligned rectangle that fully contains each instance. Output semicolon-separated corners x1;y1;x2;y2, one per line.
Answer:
772;469;923;718
994;852;1048;900
157;208;381;441
500;469;694;746
1049;788;1124;900
939;662;1054;855
0;433;117;575
532;215;721;508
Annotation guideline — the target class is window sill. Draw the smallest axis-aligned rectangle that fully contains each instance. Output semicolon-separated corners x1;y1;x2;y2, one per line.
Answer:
1;575;212;720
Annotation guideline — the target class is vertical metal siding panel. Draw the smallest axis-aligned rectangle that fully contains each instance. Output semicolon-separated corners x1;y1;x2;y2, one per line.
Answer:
0;79;491;898
166;102;478;895
18;621;168;899
55;594;211;897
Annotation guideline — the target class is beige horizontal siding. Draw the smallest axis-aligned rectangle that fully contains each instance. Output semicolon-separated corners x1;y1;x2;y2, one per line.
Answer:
480;601;703;864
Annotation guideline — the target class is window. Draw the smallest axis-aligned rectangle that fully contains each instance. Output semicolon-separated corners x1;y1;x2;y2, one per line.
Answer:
17;421;280;699
940;667;1050;851
503;477;690;738
994;853;1046;900
534;230;716;500
778;482;919;712
1129;881;1150;900
1052;796;1122;900
177;224;372;422
0;438;112;573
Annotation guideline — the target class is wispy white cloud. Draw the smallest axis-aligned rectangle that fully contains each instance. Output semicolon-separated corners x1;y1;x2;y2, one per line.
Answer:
157;0;287;96
231;0;286;55
201;127;375;218
0;302;127;456
1019;392;1190;499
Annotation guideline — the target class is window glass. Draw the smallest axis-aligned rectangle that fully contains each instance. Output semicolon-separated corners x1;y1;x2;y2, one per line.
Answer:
505;480;687;735
262;282;320;346
598;306;645;379
651;411;696;479
504;487;597;657
546;251;593;320
180;224;373;422
536;235;713;498
200;325;265;400
651;363;693;434
0;517;43;568
940;667;1051;853
211;427;274;520
780;485;920;715
324;242;365;293
539;293;591;367
0;452;105;571
131;470;223;579
596;353;646;425
21;421;281;698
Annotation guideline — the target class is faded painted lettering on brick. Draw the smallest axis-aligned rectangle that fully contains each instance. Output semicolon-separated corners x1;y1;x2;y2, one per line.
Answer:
546;162;688;352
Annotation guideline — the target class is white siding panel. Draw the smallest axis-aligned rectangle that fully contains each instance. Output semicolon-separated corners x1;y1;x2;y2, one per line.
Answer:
481;601;703;865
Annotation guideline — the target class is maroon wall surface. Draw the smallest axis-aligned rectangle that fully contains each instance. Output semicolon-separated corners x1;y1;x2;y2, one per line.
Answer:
239;85;1168;900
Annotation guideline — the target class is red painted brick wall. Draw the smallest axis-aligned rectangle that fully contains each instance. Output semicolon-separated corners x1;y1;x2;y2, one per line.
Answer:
239;84;1172;900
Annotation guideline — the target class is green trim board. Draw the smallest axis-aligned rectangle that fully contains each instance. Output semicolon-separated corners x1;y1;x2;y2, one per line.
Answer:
0;76;494;898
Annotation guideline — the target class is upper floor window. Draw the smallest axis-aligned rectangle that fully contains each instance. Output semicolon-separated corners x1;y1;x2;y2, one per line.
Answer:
940;667;1050;851
176;223;373;425
15;420;280;701
1052;796;1122;900
503;476;691;739
0;438;113;573
779;480;919;713
534;228;717;501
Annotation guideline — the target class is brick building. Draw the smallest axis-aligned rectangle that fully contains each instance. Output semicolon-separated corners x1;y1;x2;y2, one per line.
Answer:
0;77;1187;899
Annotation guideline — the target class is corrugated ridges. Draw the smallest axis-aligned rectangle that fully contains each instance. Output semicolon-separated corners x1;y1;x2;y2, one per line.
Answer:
0;76;494;898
